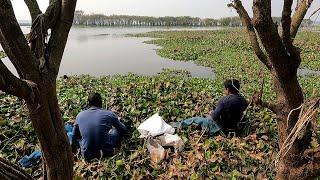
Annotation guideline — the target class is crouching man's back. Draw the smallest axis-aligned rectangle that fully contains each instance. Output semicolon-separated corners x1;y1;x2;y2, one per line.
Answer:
72;93;127;161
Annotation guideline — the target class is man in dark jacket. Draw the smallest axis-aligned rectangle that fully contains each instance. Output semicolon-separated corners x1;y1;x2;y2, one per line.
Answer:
72;93;128;161
210;79;248;136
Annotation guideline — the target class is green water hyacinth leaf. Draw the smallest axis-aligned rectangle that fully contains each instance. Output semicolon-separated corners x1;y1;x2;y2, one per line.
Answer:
1;29;320;179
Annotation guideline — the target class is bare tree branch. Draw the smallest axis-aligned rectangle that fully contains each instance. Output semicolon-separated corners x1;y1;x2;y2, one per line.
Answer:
0;157;34;180
48;0;77;77
253;0;272;21
0;32;24;78
291;0;315;40
0;60;32;100
43;0;61;30
26;0;61;73
0;0;38;78
251;0;293;71
281;0;304;69
24;0;60;29
228;0;271;70
309;7;320;18
254;98;279;115
24;0;42;22
261;101;279;115
282;0;294;48
251;90;280;115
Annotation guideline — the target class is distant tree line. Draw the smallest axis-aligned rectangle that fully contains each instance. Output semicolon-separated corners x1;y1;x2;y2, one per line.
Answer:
272;17;313;27
73;11;314;27
73;11;219;26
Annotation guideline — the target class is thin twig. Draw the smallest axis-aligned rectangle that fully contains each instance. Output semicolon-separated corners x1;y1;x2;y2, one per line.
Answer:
196;127;207;144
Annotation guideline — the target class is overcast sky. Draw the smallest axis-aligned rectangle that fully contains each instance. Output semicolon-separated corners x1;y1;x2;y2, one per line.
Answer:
12;0;320;20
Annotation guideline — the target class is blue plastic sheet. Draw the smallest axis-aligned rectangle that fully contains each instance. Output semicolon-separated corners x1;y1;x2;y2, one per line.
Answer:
180;117;221;136
65;124;74;144
18;150;42;168
18;124;73;168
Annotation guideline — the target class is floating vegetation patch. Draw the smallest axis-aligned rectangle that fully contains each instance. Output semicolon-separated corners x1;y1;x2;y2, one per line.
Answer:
1;29;320;179
0;73;279;179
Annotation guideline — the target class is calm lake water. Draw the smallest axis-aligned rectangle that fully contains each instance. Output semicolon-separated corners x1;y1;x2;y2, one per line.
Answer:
2;26;218;78
2;26;318;78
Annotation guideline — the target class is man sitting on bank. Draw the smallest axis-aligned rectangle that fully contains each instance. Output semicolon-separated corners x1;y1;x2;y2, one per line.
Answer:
211;79;248;136
72;93;128;161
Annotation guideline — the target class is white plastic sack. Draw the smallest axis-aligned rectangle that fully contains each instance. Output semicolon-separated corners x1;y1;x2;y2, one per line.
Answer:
158;133;184;152
147;138;166;164
138;113;175;138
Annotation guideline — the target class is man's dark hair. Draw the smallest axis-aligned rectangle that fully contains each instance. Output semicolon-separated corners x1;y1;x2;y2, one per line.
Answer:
224;79;240;94
88;93;103;108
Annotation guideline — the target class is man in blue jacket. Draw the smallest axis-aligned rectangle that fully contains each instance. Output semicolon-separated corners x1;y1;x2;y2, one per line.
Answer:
210;79;248;136
72;93;128;161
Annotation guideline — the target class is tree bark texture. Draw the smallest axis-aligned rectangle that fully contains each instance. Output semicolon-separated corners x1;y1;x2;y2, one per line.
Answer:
229;0;319;179
0;157;34;180
0;0;77;179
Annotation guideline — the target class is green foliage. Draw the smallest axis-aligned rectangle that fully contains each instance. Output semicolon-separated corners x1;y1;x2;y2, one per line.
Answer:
1;29;319;179
73;11;220;27
295;31;320;70
0;73;278;179
73;11;314;28
133;29;320;100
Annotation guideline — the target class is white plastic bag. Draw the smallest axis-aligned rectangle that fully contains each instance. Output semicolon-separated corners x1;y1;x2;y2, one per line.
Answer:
158;133;184;152
138;113;175;138
147;138;166;164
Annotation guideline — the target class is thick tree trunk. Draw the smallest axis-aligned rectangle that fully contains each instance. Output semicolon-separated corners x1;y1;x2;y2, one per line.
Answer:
0;0;77;179
229;0;319;179
26;80;73;180
272;71;312;179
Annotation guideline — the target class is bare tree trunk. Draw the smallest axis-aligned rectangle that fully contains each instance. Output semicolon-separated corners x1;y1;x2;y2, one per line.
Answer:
273;73;317;179
228;0;320;179
272;73;306;179
26;80;73;180
0;0;77;179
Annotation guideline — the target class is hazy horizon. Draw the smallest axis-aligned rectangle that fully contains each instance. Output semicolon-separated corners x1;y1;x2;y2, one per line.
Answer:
12;0;320;21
